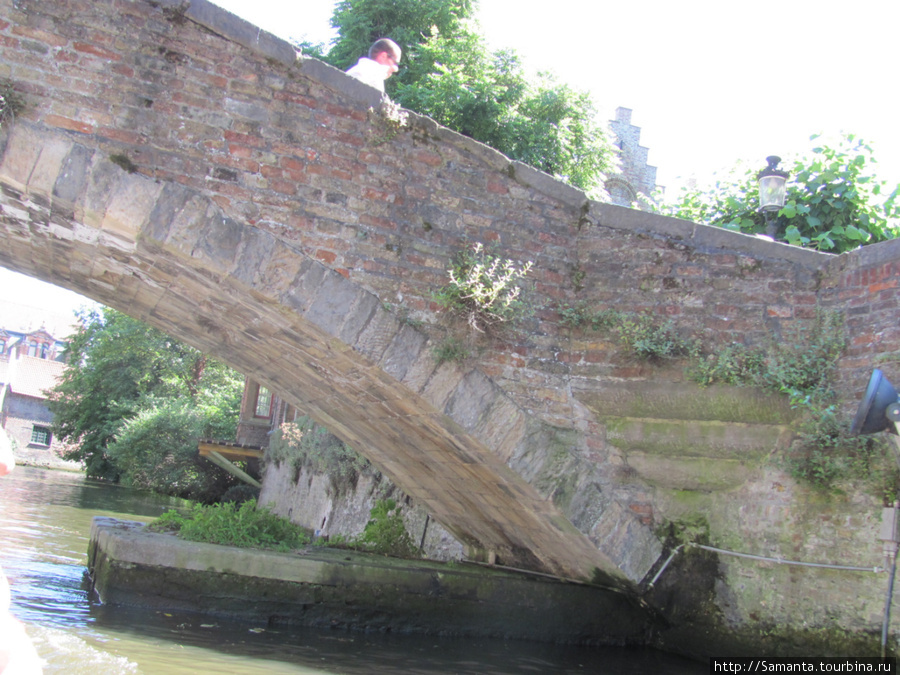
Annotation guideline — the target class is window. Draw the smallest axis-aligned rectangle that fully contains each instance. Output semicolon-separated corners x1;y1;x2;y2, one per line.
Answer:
30;426;52;446
27;341;38;357
254;387;272;418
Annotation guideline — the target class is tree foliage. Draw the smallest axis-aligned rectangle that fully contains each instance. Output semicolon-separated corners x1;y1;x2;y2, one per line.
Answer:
665;134;900;253
106;398;236;501
305;0;616;196
48;308;244;499
323;0;475;73
394;35;613;194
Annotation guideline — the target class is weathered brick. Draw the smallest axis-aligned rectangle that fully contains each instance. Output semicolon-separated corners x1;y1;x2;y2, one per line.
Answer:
73;41;121;61
44;114;94;134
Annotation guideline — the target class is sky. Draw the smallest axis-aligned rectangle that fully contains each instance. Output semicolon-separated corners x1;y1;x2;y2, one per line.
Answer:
0;267;98;321
3;0;899;313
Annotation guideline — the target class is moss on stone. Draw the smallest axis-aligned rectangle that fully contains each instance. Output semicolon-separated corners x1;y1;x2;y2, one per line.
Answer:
605;417;785;460
109;153;138;173
585;382;797;426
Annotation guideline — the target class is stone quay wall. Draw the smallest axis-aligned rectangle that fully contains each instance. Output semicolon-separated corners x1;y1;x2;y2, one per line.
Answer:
87;517;653;645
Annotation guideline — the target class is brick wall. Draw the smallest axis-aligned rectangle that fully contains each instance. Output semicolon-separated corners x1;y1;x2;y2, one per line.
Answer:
821;239;900;406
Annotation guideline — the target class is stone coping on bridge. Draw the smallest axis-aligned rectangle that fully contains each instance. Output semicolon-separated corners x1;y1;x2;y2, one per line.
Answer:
87;517;655;645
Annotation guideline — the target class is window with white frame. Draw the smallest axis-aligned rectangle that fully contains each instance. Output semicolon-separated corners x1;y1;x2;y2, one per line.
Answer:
254;386;272;418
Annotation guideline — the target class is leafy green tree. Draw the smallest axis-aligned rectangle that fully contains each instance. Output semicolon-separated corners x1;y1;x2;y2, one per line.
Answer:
394;33;613;194
323;0;474;75
665;134;900;253
307;0;616;196
48;308;244;496
106;398;234;501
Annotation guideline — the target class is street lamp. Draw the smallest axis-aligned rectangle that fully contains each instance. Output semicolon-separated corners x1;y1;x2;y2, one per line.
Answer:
757;156;789;236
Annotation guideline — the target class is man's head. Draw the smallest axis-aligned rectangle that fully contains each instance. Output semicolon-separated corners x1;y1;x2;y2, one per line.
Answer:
369;38;401;77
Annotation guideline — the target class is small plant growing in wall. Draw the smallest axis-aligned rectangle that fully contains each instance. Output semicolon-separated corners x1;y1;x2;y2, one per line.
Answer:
616;313;697;361
558;302;695;361
432;335;471;365
558;302;619;331
109;153;139;174
0;80;24;129
267;418;374;491
313;499;422;559
784;402;892;489
357;499;420;558
434;242;533;333
367;100;409;146
688;310;845;398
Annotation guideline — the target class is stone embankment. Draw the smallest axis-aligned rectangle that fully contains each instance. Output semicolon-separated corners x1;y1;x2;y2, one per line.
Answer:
14;447;81;472
87;517;654;645
88;515;895;658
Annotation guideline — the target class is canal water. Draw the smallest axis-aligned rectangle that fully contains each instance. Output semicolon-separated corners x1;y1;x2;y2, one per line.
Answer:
0;466;705;674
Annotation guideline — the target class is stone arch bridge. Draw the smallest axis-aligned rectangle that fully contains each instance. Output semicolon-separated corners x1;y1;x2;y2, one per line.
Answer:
1;0;897;590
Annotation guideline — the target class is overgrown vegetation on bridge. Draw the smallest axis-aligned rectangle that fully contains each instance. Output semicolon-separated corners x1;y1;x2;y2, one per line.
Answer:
558;303;894;490
559;304;696;361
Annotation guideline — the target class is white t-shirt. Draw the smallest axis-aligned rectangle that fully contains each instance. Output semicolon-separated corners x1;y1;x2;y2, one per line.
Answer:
345;57;392;92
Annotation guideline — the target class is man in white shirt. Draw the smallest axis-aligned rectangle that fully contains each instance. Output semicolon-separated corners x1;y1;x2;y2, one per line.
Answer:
345;38;402;93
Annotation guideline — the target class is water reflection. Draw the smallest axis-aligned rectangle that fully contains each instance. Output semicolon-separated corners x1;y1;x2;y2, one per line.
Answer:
1;466;705;674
